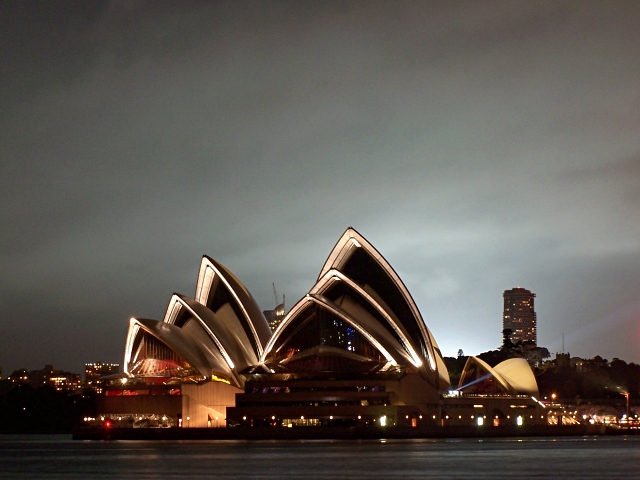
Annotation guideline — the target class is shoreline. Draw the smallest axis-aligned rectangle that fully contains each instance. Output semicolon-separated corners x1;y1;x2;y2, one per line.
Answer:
71;424;635;441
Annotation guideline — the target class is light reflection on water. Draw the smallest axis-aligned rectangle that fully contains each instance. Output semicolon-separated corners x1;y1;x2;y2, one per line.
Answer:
1;435;639;479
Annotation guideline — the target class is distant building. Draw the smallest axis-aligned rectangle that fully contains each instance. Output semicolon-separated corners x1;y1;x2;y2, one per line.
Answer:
8;365;81;392
49;372;82;392
555;353;571;371
7;369;29;385
85;362;120;394
503;287;537;346
570;356;585;372
264;285;286;331
263;307;286;331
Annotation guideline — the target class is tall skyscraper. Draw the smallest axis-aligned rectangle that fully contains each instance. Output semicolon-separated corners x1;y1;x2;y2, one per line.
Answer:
502;287;537;346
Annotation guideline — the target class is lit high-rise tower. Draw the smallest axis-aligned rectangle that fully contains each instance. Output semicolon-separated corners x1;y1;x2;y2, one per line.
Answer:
502;287;536;346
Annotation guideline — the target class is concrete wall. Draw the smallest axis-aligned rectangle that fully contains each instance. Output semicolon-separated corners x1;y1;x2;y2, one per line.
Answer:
386;372;440;405
182;381;243;427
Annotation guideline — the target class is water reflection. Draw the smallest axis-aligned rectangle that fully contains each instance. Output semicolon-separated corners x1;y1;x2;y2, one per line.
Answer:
0;435;639;479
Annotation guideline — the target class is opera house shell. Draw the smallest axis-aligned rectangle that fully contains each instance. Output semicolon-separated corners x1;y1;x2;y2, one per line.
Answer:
98;228;545;429
123;255;272;389
457;356;540;397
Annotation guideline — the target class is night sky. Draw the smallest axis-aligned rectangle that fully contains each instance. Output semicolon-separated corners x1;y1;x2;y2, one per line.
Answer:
2;1;640;376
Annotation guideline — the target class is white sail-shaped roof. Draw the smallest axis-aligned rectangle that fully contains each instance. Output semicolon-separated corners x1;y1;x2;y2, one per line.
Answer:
262;227;449;389
194;256;271;358
123;255;273;389
493;358;539;397
318;228;438;371
123;317;230;380
458;356;539;397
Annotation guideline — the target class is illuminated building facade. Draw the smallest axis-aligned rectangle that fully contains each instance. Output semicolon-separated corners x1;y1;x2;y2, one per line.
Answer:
101;228;545;429
263;307;286;332
85;363;120;394
8;365;82;392
503;287;537;346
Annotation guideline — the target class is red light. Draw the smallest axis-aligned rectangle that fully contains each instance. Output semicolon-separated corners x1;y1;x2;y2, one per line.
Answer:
104;420;112;429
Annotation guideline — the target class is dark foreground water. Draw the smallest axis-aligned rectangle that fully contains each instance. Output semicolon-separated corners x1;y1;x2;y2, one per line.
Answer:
1;434;639;479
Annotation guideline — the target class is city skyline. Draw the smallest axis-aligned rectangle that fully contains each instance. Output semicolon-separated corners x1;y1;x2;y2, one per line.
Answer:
1;2;640;375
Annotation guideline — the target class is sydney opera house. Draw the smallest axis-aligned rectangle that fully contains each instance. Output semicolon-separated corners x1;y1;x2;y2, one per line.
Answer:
98;228;546;429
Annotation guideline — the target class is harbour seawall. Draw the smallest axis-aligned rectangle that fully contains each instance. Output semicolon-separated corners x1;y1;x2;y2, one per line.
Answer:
72;424;619;441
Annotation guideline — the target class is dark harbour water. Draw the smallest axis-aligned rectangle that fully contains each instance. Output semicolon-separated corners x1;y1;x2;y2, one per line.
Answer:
1;434;639;479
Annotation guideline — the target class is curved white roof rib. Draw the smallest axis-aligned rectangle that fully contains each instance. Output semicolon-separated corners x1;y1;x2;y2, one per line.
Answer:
262;294;314;361
310;269;423;368
425;327;451;389
457;356;539;397
458;356;512;393
123;317;226;378
309;294;397;365
194;256;271;358
123;319;141;376
162;293;262;388
317;228;438;373
261;294;401;369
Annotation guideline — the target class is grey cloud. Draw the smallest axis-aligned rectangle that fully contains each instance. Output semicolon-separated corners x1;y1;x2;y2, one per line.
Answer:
1;1;640;373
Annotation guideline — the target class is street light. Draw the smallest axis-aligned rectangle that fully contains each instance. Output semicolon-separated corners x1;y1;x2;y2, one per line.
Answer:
621;392;630;421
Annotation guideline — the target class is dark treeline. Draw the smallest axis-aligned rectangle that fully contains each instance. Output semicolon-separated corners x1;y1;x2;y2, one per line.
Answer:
0;382;96;433
536;356;640;401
